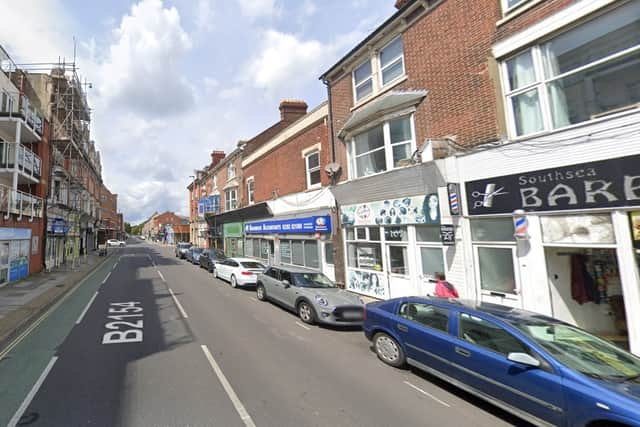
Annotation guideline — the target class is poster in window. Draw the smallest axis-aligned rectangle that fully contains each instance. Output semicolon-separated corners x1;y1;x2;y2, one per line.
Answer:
356;246;378;270
347;269;388;299
631;211;640;242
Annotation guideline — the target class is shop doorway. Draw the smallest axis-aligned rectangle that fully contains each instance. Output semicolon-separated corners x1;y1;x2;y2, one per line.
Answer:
545;247;628;350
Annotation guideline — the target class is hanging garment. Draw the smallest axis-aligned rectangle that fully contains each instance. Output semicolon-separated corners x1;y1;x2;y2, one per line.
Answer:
571;254;599;304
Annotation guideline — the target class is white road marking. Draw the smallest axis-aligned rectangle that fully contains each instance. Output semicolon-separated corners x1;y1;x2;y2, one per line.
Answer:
403;380;450;407
102;271;112;285
9;356;59;427
295;321;311;331
112;262;118;271
201;345;256;427
76;291;99;324
168;288;188;318
157;271;166;282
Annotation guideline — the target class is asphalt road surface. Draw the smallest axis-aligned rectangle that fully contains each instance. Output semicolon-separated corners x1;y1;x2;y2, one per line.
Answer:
0;240;534;427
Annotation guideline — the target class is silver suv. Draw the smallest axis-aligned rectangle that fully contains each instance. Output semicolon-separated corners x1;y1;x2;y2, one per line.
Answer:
256;266;364;326
175;242;192;259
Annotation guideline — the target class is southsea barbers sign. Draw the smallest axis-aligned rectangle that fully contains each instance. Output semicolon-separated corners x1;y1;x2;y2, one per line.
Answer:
465;155;640;215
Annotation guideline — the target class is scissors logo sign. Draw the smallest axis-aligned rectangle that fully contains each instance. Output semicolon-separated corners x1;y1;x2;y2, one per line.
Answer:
472;183;508;209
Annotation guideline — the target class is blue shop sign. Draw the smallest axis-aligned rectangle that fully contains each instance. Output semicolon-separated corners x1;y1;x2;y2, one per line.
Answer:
51;218;67;234
245;216;332;235
198;195;220;215
0;227;32;241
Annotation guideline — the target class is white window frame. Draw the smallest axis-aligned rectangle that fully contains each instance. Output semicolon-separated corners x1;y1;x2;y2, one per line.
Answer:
501;4;640;139
213;175;217;190
246;177;254;205
348;113;416;179
304;151;321;189
227;163;236;180
225;188;237;211
352;58;374;103
501;0;529;14
378;35;405;88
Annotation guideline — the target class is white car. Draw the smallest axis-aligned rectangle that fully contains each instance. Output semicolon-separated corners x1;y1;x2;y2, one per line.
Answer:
214;257;266;288
107;239;125;247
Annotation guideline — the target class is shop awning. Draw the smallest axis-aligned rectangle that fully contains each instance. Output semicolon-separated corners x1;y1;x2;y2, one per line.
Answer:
204;202;272;227
330;162;445;206
338;90;428;140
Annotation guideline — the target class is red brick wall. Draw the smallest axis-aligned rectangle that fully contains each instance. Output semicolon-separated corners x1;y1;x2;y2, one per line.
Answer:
243;119;329;203
496;0;578;42
154;211;184;227
328;0;503;173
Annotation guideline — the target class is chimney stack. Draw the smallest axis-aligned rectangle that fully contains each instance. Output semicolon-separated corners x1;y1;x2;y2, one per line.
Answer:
395;0;409;9
279;100;308;122
210;150;225;168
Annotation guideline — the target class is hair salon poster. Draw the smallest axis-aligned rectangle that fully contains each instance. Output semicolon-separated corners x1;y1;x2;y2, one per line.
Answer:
341;194;440;227
347;269;389;299
466;154;640;215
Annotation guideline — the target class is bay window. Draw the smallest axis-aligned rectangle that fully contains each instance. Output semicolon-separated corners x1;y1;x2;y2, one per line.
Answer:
503;2;640;137
350;115;415;178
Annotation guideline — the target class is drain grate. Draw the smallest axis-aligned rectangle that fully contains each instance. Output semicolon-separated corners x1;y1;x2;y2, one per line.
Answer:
55;284;65;288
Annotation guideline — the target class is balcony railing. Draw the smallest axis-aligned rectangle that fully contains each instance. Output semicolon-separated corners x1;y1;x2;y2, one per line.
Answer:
0;90;44;136
0;141;42;180
0;183;44;218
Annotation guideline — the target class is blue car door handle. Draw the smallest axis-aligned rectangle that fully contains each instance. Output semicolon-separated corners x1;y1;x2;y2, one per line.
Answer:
455;346;471;357
397;324;408;332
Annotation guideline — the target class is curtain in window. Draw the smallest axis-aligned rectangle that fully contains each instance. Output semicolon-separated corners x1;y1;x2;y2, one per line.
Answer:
507;52;536;91
542;44;571;128
512;89;544;135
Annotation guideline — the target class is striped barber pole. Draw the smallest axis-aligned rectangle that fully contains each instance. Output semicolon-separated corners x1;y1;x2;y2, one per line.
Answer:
447;183;461;216
513;215;528;238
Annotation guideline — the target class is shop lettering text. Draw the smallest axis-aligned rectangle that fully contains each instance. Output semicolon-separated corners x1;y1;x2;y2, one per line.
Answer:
102;302;143;344
465;155;640;215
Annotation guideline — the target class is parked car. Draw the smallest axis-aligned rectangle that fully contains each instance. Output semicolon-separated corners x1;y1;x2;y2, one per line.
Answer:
140;236;146;240
106;239;120;247
214;258;265;288
186;247;203;264
256;266;365;325
199;248;227;273
175;242;192;259
364;297;640;427
117;240;126;247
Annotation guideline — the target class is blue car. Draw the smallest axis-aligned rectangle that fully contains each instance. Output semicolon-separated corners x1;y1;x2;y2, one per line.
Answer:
364;297;640;427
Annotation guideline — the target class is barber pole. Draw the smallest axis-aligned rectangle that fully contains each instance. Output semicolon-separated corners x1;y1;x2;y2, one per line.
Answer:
447;183;461;216
513;209;528;239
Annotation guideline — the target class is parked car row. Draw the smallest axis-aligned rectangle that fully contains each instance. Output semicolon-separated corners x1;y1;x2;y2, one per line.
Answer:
174;244;640;426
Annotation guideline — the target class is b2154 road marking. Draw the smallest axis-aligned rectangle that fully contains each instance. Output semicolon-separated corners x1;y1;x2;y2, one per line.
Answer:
102;302;144;344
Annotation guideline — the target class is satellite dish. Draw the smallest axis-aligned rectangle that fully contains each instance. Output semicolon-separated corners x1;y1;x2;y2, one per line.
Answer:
324;162;341;177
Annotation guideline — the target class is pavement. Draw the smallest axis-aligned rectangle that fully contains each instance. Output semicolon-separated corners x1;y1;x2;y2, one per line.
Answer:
0;249;117;351
0;239;533;427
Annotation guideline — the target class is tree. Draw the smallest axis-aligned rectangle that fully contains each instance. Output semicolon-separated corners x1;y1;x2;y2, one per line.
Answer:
125;222;132;234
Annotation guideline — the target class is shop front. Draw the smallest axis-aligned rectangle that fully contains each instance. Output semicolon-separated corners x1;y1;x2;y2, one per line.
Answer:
244;215;334;279
0;227;31;284
223;222;244;257
464;154;640;354
339;193;450;300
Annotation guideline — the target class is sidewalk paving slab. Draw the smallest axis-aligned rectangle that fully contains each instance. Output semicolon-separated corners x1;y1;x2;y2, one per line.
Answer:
0;250;115;352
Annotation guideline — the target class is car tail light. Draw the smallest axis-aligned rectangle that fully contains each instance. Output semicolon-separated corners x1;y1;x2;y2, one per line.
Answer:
241;271;253;276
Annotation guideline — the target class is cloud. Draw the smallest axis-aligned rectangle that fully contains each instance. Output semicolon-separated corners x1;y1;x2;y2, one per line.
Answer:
99;0;194;118
301;0;317;16
195;0;215;32
237;0;280;20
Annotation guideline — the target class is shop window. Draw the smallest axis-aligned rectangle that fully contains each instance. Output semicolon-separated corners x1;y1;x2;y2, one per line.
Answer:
245;239;253;257
324;243;334;265
291;240;304;265
470;218;515;242
420;247;445;280
388;245;408;275
502;2;640;137
280;240;292;264
400;303;450;333
477;247;517;294
304;242;319;269
252;239;261;259
541;214;615;244
347;242;382;271
349;115;416;179
369;227;380;241
416;225;440;242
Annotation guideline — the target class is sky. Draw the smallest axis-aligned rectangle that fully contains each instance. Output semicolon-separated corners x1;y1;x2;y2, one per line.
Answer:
0;0;396;224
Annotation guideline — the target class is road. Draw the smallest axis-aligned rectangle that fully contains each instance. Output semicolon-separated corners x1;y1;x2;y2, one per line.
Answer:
0;240;533;426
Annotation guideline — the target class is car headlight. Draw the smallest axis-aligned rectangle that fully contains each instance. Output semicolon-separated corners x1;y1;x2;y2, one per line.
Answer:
315;296;329;306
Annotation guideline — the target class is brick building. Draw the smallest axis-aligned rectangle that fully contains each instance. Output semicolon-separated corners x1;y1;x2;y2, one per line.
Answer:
240;102;335;277
201;100;309;256
151;211;188;244
0;46;49;283
320;0;504;294
98;183;118;242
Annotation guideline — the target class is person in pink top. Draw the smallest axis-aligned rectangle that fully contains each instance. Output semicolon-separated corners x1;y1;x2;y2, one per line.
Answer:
434;273;459;298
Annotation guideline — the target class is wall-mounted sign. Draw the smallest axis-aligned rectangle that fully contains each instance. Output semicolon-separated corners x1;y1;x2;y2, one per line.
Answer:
198;195;220;215
447;183;461;216
341;193;440;227
347;269;389;299
223;222;244;237
245;216;332;235
466;154;640;215
0;227;32;241
384;227;408;241
440;224;455;246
